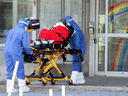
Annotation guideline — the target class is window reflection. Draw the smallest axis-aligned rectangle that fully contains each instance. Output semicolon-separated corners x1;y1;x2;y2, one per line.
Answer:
98;37;105;71
0;0;12;43
99;0;105;33
0;0;33;44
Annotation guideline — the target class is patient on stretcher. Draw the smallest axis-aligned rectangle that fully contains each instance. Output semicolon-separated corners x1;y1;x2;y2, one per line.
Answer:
39;24;68;41
31;19;74;49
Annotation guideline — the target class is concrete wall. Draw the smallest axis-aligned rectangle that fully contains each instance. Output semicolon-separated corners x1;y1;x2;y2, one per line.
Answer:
0;49;6;85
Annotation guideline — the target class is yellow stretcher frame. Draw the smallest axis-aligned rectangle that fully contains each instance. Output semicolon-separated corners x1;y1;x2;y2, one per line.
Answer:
24;46;83;86
25;47;71;85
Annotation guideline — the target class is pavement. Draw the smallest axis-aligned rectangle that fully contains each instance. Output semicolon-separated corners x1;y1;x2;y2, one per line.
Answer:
1;76;128;93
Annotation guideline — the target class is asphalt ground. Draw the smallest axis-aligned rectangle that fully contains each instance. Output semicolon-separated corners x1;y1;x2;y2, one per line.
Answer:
1;90;128;96
1;76;128;93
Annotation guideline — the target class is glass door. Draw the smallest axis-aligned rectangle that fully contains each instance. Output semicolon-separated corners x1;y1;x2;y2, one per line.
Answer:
96;0;128;77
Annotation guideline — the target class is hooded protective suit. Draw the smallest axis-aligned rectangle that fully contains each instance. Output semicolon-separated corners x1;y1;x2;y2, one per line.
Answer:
4;18;32;80
65;16;86;72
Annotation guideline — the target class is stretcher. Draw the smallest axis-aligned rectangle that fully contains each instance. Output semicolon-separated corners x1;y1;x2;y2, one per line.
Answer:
23;39;83;85
23;19;83;85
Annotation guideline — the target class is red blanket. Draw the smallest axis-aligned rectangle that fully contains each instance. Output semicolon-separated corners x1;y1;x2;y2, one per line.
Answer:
39;26;69;41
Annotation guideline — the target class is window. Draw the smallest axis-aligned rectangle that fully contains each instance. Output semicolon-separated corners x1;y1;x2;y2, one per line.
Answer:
0;0;12;44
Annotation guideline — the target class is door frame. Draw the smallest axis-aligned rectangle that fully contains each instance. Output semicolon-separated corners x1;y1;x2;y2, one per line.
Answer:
89;0;96;77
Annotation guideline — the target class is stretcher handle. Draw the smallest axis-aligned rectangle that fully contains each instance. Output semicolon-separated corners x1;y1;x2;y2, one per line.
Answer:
76;50;84;62
22;51;36;63
70;49;84;62
79;54;84;62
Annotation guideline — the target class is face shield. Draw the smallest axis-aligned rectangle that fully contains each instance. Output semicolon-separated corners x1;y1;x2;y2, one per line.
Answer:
25;17;40;32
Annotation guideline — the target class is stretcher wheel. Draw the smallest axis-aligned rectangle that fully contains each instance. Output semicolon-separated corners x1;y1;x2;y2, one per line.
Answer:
26;81;30;85
68;80;72;85
51;79;55;85
65;76;72;85
65;79;72;85
42;81;47;86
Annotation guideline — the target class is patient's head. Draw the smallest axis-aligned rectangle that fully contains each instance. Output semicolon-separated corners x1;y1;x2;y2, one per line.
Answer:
58;18;73;27
58;19;67;26
53;19;67;27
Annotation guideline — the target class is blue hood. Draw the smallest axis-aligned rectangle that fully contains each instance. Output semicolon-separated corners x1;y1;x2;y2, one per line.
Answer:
17;18;27;29
65;16;82;33
65;16;75;26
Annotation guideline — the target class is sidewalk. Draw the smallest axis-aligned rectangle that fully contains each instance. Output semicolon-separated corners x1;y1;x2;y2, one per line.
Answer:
1;76;128;92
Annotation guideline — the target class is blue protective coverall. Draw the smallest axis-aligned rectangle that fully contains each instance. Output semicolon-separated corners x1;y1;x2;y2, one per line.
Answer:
65;16;86;72
4;18;32;80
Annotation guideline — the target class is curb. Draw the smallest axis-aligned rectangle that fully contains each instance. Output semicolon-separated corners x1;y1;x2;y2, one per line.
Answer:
1;85;128;92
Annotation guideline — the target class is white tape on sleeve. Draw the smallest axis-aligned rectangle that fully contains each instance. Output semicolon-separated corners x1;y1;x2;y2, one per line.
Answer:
19;21;27;25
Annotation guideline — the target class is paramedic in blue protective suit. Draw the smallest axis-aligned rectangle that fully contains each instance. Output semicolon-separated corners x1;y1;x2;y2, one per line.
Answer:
4;18;33;93
65;16;86;85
